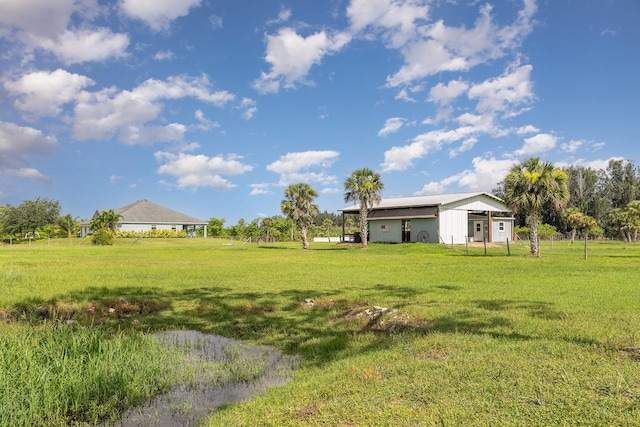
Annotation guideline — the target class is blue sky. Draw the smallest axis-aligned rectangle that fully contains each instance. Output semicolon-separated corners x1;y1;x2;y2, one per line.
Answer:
1;0;638;224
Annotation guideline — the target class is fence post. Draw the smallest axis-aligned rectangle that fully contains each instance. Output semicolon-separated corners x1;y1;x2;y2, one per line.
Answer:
507;238;511;256
483;237;487;256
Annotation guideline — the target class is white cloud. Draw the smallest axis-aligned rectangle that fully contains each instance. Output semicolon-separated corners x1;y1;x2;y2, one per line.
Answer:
382;126;475;171
456;157;514;191
194;110;220;131
35;28;129;64
414;156;514;195
238;98;257;120
250;183;272;196
4;69;95;117
513;133;557;156
0;1;129;64
209;15;223;30
378;117;405;136
0;0;75;37
395;88;416;102
516;124;539;135
448;137;477;158
266;150;340;186
119;0;202;31
560;139;583;153
468;64;534;114
73;74;234;143
0;121;57;182
347;0;430;48
267;7;292;26
155;151;252;190
414;181;446;196
154;50;175;60
429;79;469;106
386;1;536;87
253;28;351;93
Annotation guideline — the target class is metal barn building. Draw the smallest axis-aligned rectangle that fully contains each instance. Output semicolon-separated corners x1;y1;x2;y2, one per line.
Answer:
340;192;513;244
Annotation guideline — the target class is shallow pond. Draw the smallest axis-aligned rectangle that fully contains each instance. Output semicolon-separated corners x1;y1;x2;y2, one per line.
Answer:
106;330;300;426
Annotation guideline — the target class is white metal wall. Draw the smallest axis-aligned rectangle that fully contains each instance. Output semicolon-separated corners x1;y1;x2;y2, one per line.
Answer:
438;208;469;244
491;218;513;242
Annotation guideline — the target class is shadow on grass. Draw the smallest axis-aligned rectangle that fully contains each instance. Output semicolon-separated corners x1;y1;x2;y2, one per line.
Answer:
475;299;568;320
5;287;601;367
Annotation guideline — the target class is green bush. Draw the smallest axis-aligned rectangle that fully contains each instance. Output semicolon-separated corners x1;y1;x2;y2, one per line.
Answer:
91;229;115;246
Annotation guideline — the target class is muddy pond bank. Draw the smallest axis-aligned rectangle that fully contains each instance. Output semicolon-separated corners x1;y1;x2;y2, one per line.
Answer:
106;330;300;427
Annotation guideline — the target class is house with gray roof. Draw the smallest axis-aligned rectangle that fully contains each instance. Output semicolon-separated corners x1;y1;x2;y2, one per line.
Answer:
339;192;513;244
80;200;208;237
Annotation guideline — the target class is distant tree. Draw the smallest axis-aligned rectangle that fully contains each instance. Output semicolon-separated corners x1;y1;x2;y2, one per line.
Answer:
1;198;61;237
321;218;333;237
281;183;319;249
207;217;226;237
313;210;342;227
601;159;638;209
344;167;384;248
562;208;584;243
344;217;355;231
228;218;247;238
89;210;121;231
608;201;640;244
503;157;569;257
57;214;80;238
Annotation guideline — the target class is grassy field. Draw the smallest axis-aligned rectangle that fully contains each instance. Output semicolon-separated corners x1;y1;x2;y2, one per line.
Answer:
1;238;639;426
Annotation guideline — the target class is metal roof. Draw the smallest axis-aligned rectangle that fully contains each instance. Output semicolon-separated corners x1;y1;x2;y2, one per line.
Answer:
340;192;505;213
95;200;206;225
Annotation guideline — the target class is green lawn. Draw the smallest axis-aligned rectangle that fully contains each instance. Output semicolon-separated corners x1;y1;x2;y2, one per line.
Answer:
1;238;639;426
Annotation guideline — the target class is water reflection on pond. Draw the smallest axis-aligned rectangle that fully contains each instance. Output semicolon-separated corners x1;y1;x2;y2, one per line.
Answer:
107;330;300;427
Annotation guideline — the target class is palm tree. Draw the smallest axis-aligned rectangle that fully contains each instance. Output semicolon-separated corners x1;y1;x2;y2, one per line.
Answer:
89;209;122;232
281;183;319;249
57;214;79;238
344;167;384;248
504;157;569;257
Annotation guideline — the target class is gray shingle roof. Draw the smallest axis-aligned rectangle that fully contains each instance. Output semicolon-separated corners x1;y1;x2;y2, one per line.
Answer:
98;200;206;225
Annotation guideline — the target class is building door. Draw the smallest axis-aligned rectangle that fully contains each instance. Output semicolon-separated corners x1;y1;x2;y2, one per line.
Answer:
473;221;484;242
402;220;411;242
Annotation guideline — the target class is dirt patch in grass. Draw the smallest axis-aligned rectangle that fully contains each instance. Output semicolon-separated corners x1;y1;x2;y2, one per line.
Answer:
620;346;640;361
336;304;432;334
3;298;167;324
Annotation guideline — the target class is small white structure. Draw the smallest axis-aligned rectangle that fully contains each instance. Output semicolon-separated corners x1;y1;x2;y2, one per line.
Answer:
340;192;513;244
80;200;207;237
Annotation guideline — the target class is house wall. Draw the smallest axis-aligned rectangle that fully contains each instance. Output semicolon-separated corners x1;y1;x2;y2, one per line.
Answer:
118;223;183;232
410;218;438;243
491;218;513;242
439;208;469;244
369;219;403;243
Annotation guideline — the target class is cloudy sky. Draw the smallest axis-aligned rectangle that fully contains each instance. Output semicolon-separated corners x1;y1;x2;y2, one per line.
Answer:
1;0;638;223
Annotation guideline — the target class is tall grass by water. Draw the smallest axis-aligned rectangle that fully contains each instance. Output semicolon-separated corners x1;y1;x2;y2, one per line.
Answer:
0;323;183;426
1;237;639;425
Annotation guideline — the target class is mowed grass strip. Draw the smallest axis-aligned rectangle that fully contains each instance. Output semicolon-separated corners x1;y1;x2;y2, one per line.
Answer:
1;238;639;425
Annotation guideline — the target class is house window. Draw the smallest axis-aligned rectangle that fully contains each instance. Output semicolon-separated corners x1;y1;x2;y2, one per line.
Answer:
171;225;177;231
380;224;389;233
476;223;482;232
499;222;505;231
151;225;156;230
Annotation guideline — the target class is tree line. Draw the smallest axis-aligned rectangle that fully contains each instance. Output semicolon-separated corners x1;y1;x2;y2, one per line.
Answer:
3;159;639;252
494;158;640;245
